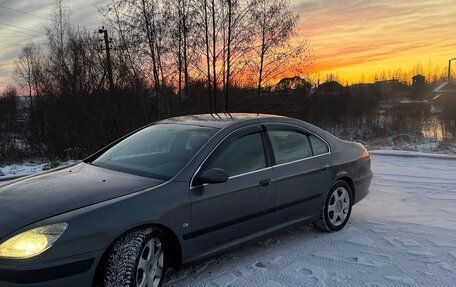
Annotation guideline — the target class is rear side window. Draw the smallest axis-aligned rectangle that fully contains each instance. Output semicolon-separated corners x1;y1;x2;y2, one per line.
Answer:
202;132;266;177
309;135;329;155
267;128;312;164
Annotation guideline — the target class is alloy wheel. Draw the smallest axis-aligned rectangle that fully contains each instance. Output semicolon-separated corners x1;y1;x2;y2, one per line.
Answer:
136;237;164;287
327;187;350;226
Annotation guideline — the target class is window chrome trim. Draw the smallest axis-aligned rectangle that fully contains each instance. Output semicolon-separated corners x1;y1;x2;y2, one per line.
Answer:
272;152;331;168
189;121;333;189
228;166;273;180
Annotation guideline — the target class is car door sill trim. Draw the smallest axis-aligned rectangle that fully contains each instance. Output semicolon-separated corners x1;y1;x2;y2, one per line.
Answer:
183;213;318;263
183;193;322;240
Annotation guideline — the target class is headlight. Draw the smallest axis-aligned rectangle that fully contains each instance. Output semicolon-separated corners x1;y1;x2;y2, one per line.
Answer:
0;223;68;259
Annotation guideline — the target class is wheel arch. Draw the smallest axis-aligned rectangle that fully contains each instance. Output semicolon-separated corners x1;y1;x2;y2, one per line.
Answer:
335;175;356;201
92;223;182;287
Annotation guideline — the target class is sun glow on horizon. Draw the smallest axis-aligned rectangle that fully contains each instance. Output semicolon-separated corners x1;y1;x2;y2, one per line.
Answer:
0;0;455;91
293;0;456;84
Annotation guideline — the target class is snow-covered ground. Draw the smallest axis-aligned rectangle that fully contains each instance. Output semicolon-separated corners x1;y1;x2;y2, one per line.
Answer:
370;150;456;159
0;161;76;180
165;155;456;287
365;137;456;156
0;162;49;178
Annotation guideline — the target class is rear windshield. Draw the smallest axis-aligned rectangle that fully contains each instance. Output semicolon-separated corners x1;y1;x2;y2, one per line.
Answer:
92;124;217;180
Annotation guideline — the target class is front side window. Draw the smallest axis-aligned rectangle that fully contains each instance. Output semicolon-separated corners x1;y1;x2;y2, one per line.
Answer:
267;128;312;164
201;132;266;177
92;124;217;180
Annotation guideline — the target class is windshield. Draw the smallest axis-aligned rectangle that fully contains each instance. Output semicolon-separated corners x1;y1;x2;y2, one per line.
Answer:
92;124;217;180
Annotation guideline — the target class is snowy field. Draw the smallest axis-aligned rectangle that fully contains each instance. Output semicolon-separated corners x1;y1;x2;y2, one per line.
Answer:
0;161;75;180
0;162;51;179
164;155;456;287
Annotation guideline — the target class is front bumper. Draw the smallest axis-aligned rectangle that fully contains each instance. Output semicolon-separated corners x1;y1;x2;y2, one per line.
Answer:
0;250;102;287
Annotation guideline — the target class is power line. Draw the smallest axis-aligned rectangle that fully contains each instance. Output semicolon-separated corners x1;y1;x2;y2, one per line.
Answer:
0;25;46;37
0;35;46;38
0;47;45;51
0;43;47;47
0;4;50;21
0;22;46;35
0;4;99;31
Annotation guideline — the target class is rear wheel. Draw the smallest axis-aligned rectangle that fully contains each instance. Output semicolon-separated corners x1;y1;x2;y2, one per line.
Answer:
103;227;167;287
315;181;352;232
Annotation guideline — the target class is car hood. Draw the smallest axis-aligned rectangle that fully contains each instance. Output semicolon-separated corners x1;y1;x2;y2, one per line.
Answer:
0;162;164;239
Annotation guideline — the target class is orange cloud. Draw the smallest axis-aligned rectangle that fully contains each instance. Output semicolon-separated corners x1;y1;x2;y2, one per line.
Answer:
293;0;456;83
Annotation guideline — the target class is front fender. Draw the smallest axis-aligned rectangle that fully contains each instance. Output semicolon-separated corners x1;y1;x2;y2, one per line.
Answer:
0;181;190;266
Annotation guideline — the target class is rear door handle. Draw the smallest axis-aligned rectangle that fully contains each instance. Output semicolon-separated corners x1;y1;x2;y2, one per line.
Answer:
320;165;330;171
259;178;272;187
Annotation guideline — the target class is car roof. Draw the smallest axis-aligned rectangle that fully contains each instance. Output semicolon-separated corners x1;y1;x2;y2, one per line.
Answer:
158;113;286;128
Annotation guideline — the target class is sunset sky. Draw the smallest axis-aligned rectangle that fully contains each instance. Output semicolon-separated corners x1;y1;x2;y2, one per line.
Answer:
0;0;455;91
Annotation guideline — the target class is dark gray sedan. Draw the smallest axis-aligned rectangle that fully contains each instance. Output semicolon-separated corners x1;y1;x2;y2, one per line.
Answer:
0;114;372;287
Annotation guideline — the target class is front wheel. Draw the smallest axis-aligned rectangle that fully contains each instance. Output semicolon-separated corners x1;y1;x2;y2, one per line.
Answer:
315;181;352;232
103;227;167;287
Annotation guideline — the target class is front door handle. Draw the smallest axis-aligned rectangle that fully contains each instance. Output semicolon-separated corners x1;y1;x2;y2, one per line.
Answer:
259;178;272;187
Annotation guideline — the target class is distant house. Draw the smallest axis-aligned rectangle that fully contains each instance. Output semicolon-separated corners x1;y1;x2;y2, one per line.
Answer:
362;76;433;112
273;76;312;94
349;83;375;96
315;81;346;96
411;74;429;99
349;79;408;98
373;79;407;96
412;74;425;86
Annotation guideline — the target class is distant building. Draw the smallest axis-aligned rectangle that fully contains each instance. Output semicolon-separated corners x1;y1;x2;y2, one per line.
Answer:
373;79;405;96
412;74;425;86
315;81;346;96
349;83;375;97
274;76;312;93
411;74;429;99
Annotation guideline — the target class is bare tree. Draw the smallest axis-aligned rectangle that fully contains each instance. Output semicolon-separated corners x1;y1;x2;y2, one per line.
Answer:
14;43;43;105
202;0;213;112
222;0;253;111
211;0;218;111
248;0;302;105
224;0;233;111
171;0;191;108
181;1;190;99
140;0;161;118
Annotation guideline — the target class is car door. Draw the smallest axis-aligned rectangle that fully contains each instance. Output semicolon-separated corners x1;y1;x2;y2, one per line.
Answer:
264;123;332;225
187;125;275;255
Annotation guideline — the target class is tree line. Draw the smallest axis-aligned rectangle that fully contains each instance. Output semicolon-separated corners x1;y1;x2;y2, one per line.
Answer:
1;0;312;163
1;0;455;164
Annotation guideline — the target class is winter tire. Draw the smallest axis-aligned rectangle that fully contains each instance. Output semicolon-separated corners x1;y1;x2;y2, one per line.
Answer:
103;227;167;287
315;180;352;232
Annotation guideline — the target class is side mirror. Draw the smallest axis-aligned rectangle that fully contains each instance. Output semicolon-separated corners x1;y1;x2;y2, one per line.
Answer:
196;168;229;185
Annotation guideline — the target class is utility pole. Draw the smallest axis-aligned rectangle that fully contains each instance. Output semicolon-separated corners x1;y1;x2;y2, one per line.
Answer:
448;58;456;81
99;27;114;93
449;58;456;81
449;59;452;81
